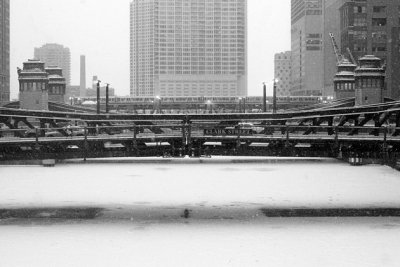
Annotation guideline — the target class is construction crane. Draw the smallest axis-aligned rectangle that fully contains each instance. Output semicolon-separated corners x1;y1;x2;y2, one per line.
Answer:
346;47;357;65
329;32;344;64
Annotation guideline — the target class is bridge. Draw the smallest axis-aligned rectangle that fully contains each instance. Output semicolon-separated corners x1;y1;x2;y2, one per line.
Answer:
1;100;400;163
77;95;336;113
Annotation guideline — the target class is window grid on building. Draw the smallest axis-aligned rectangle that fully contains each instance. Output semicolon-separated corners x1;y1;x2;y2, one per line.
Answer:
130;0;247;97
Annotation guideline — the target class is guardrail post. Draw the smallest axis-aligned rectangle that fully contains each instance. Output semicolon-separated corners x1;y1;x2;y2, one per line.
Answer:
133;125;138;156
236;124;241;154
334;126;339;146
181;120;187;156
188;123;193;157
382;126;388;165
333;126;341;158
35;128;40;151
285;125;290;146
83;127;88;161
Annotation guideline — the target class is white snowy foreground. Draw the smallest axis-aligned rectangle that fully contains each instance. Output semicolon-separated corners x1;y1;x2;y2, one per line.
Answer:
0;157;400;266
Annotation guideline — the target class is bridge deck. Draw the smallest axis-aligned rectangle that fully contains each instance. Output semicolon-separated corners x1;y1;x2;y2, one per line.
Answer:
1;101;400;160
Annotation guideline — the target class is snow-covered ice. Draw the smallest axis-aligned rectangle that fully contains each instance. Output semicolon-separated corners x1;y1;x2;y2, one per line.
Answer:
1;217;400;267
0;157;399;210
1;157;400;267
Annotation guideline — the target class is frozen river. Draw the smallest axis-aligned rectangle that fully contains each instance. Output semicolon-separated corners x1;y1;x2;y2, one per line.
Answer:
1;157;400;266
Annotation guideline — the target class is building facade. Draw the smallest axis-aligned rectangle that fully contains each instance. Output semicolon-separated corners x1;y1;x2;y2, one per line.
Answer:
18;59;68;109
80;55;86;97
324;0;348;98
130;0;247;97
0;0;9;106
291;0;351;98
18;60;49;111
340;0;400;100
46;66;66;103
274;51;292;96
291;0;325;97
34;43;71;85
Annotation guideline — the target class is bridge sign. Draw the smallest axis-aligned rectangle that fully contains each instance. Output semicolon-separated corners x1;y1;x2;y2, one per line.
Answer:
204;128;253;136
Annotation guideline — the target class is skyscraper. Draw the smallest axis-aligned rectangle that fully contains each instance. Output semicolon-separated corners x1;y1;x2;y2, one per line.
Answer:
80;55;86;97
291;0;324;97
0;0;9;106
291;0;346;98
130;0;247;97
340;0;400;100
324;0;347;98
274;51;292;96
34;43;71;85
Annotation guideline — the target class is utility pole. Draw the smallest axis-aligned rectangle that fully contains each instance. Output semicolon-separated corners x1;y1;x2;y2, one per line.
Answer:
96;80;101;114
105;83;110;113
263;83;267;113
273;80;277;114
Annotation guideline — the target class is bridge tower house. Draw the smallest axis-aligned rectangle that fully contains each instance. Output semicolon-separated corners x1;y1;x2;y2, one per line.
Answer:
46;66;66;103
17;59;49;110
354;55;385;106
333;58;357;100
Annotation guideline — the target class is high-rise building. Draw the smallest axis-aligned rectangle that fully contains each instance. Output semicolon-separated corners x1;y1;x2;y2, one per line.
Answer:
324;0;347;97
130;0;247;97
340;0;400;100
291;0;349;98
0;0;9;106
291;0;325;97
80;55;86;97
274;51;292;96
34;43;71;85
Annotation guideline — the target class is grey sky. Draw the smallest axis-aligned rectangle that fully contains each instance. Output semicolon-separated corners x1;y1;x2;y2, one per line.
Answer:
10;0;290;99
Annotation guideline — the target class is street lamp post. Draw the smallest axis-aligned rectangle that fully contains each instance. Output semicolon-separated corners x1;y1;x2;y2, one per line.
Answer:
105;83;110;113
273;79;278;114
262;83;267;113
96;80;101;114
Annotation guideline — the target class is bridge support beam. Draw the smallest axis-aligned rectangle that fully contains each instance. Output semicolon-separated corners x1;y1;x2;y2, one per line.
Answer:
393;112;400;137
349;114;372;136
304;118;323;135
327;118;334;135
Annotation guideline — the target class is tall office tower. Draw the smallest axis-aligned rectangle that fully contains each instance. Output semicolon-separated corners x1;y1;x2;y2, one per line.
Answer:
340;0;400;100
274;51;292;96
130;0;247;97
291;0;324;97
80;55;86;97
324;0;347;97
0;0;9;106
34;43;71;85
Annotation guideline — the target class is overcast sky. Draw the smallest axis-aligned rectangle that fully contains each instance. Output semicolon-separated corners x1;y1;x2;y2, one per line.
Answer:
10;0;290;99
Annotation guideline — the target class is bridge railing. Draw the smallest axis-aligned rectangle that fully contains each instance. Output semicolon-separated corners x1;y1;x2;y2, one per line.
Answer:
1;122;399;161
1;123;400;140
